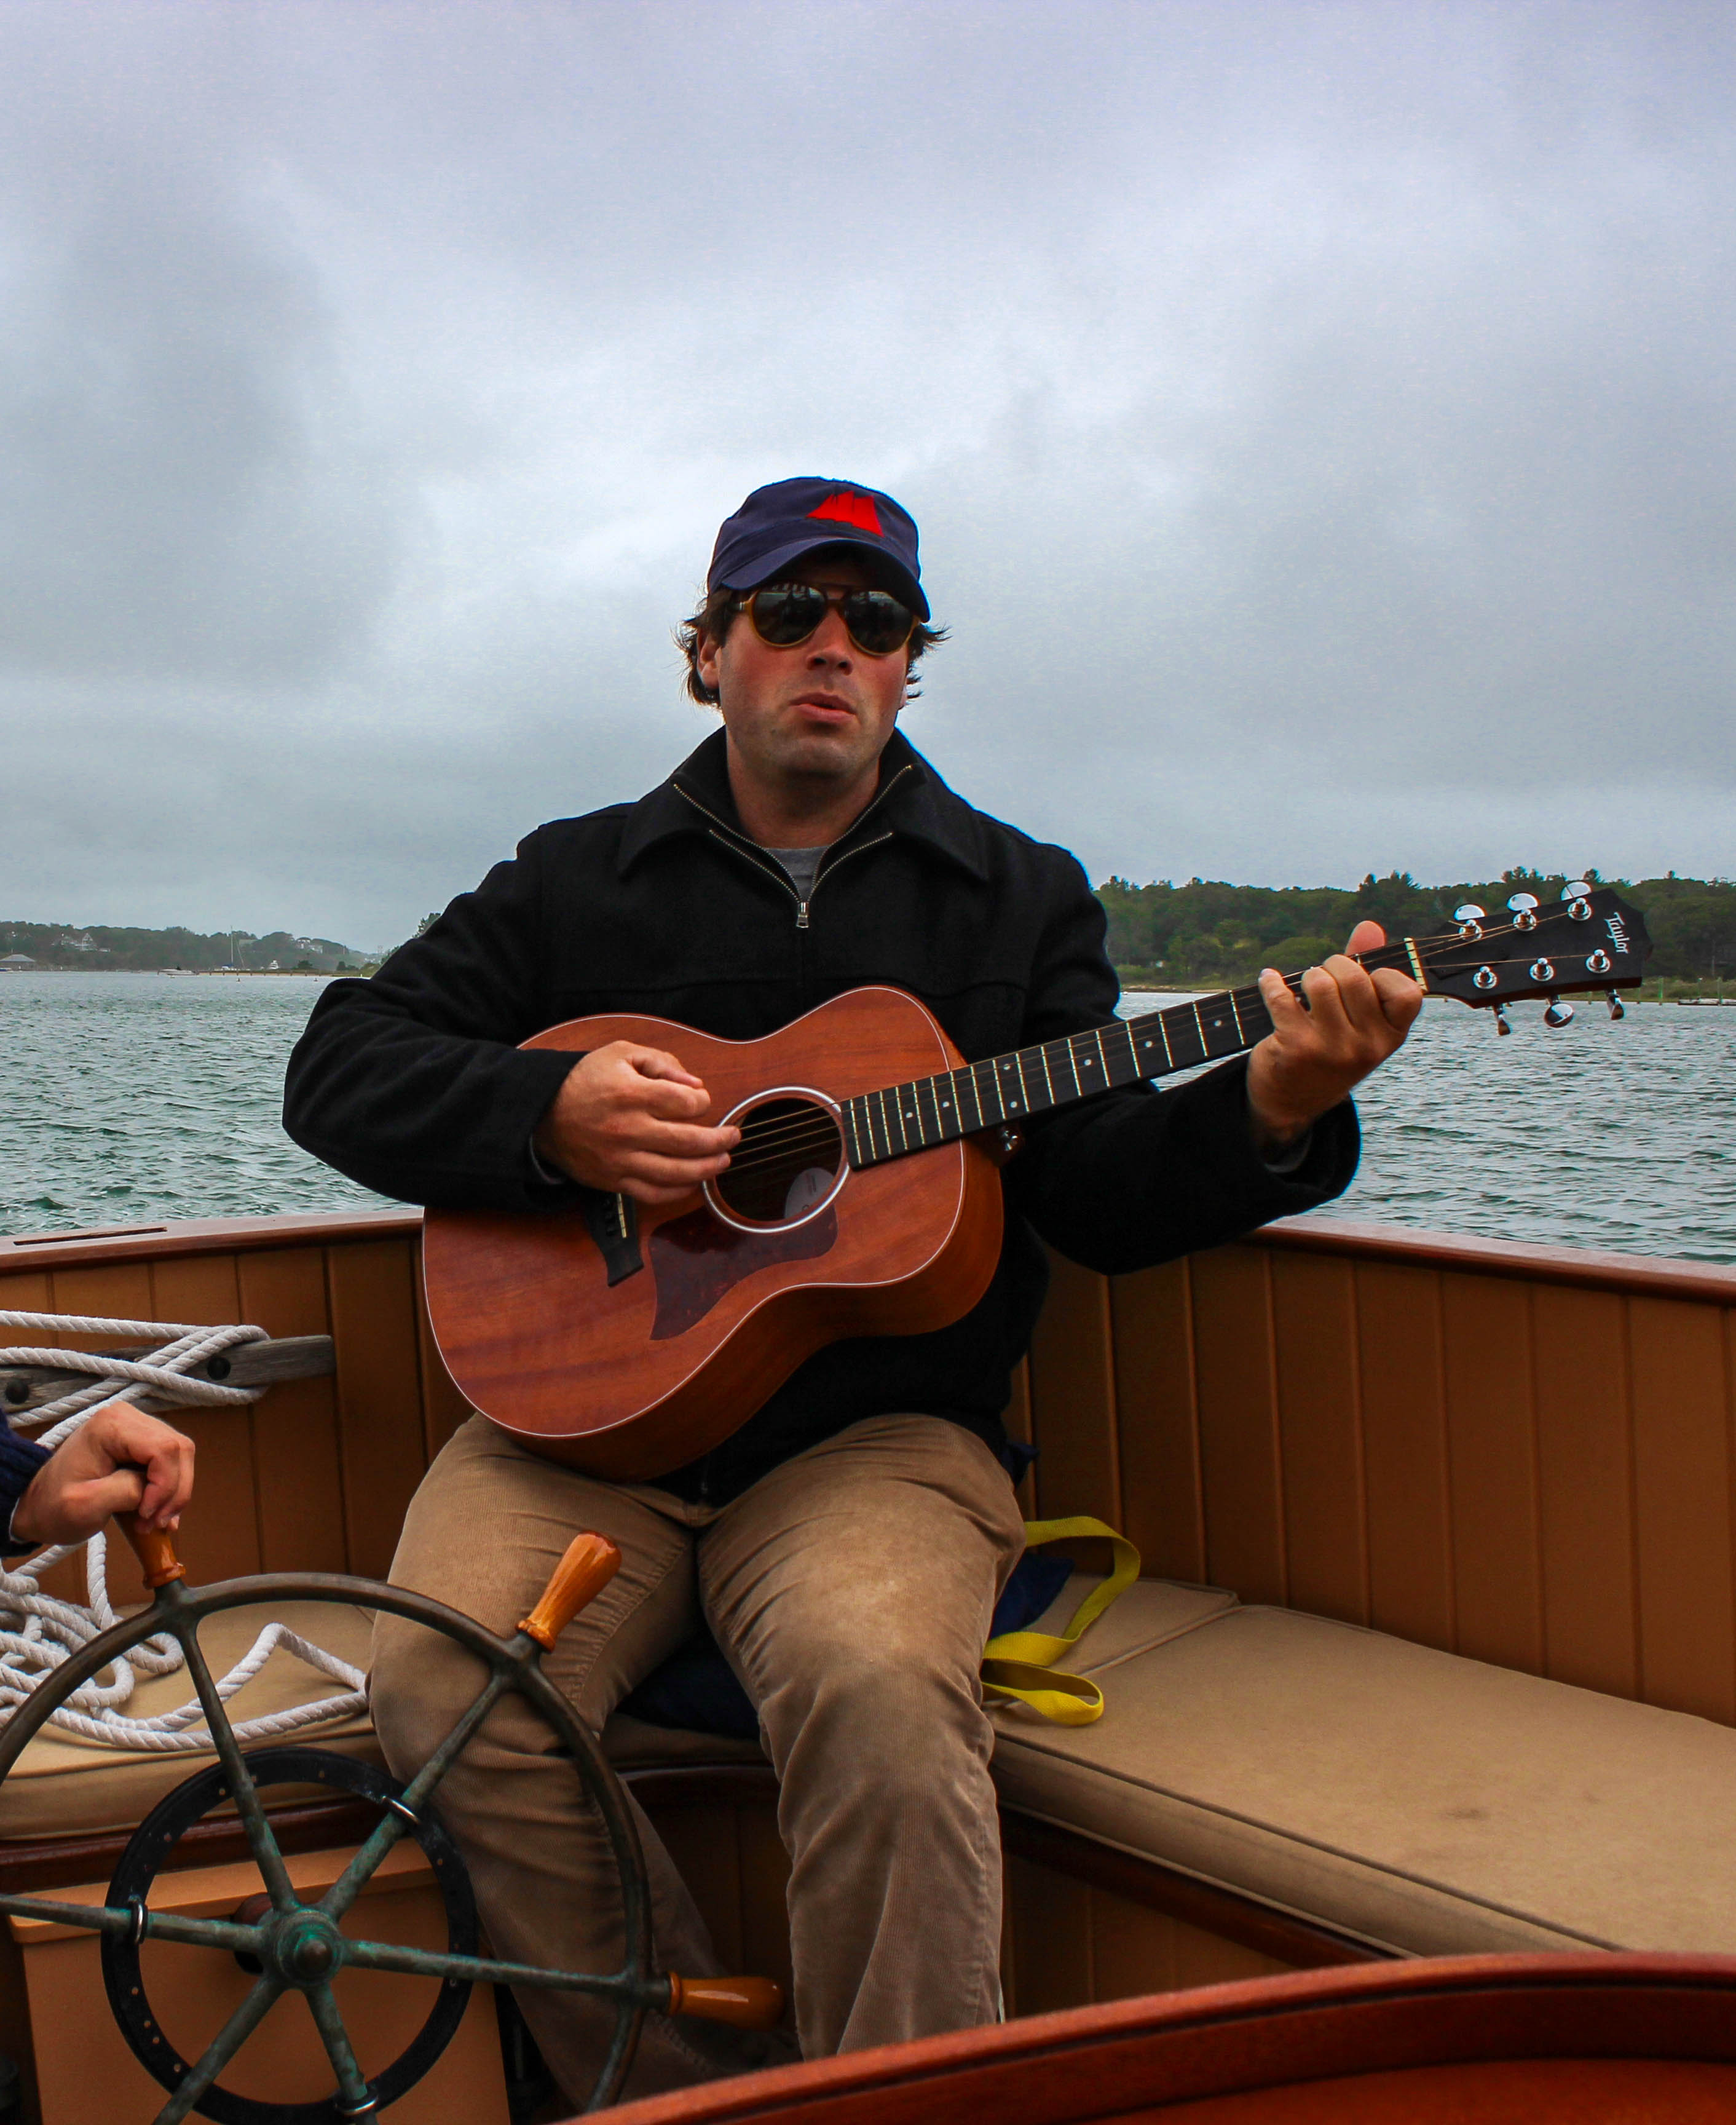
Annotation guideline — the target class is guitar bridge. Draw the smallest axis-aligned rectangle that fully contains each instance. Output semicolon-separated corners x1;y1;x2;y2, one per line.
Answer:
579;1190;644;1286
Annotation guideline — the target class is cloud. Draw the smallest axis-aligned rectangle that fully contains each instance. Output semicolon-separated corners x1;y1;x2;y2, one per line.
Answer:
1;0;1731;945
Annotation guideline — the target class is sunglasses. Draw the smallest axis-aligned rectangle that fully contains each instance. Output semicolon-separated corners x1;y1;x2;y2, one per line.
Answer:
733;582;918;659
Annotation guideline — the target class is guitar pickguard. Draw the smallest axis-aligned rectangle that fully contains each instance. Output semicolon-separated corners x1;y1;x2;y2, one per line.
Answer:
649;1204;838;1342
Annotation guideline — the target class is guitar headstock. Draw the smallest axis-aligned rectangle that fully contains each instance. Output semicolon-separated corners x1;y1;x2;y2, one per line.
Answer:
1409;885;1652;1023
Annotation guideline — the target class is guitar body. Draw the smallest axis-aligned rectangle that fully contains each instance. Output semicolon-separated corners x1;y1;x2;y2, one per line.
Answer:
422;986;1004;1479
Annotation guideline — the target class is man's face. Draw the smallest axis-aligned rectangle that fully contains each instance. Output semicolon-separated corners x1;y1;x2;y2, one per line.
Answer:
697;552;909;802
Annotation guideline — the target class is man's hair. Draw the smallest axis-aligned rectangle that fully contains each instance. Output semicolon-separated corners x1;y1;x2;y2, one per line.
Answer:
676;587;947;707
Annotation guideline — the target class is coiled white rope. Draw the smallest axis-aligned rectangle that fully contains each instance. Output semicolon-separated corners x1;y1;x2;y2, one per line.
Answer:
0;1312;366;1752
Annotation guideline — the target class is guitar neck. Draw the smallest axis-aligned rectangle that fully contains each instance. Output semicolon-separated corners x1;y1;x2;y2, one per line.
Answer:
841;941;1419;1170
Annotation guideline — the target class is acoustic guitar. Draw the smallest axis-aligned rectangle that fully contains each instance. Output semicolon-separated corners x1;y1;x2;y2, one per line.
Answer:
422;887;1651;1478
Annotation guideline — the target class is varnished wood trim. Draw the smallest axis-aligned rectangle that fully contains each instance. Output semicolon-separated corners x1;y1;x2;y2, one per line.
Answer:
0;1763;775;1894
1255;1216;1736;1305
1000;1812;1384;1971
0;1795;379;1895
2;1203;1727;1301
589;1955;1736;2125
0;1208;422;1274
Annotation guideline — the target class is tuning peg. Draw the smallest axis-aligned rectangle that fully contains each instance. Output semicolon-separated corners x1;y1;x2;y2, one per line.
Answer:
1606;989;1625;1021
1507;892;1539;930
1563;880;1591;900
1454;903;1485;922
1543;997;1576;1027
1491;1002;1512;1035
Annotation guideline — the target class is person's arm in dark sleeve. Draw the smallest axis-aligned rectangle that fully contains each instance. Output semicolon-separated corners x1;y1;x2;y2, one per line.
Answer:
1004;853;1359;1276
283;831;584;1212
1;1423;52;1557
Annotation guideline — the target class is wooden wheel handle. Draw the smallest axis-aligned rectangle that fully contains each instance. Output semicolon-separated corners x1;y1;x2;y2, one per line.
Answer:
119;1512;186;1589
517;1532;621;1651
666;1974;784;2030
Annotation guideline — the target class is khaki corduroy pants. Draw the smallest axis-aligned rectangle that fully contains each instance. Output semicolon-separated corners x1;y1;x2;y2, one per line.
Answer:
369;1411;1025;2105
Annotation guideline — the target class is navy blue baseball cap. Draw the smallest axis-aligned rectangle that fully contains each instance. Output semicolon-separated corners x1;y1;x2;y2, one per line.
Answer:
706;477;929;621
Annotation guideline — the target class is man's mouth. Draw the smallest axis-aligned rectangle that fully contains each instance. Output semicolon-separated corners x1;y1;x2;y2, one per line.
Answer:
789;695;856;726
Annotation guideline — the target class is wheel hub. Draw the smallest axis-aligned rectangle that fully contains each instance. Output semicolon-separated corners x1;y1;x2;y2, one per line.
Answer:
268;1907;345;1988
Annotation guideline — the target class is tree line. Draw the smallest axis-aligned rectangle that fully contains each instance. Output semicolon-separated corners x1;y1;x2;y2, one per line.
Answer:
0;922;371;973
1096;870;1736;986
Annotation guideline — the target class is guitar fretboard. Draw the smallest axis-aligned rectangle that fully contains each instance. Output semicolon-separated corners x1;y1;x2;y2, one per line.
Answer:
838;944;1417;1170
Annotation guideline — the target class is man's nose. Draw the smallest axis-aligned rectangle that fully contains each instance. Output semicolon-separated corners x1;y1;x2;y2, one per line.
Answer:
804;613;854;668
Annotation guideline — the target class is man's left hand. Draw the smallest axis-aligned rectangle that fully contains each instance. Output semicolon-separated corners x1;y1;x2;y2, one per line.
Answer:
1247;920;1422;1152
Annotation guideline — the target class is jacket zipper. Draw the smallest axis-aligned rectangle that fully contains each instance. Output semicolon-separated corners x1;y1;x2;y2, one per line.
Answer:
676;765;912;931
791;831;893;927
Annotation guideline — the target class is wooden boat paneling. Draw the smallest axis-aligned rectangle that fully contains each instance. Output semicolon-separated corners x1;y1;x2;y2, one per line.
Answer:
0;1211;456;1608
1000;1818;1369;1981
1019;1218;1736;1727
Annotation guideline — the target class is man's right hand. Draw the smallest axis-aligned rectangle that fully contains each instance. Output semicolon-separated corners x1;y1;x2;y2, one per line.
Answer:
533;1042;740;1205
11;1399;195;1549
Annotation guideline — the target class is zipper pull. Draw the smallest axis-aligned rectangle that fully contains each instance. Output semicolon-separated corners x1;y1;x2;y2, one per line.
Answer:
796;901;810;930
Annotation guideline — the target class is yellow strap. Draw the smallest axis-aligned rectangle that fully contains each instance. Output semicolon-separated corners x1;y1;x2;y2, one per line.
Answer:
980;1658;1103;1726
980;1516;1140;1725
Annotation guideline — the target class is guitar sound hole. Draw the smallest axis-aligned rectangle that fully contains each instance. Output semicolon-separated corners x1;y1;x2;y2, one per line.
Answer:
714;1097;844;1225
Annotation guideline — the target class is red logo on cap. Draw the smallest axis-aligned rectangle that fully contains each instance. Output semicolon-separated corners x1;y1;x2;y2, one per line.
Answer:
807;490;883;536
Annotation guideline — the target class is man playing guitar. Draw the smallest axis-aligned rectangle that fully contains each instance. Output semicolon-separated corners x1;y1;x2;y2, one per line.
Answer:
285;478;1421;2099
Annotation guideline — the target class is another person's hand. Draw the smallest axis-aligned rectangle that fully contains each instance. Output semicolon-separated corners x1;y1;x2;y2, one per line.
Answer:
533;1042;740;1206
1247;920;1422;1152
10;1400;196;1548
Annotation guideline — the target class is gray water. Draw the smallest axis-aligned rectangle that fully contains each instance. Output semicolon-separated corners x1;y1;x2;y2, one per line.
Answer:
1121;988;1735;1264
1;973;1731;1263
0;974;380;1236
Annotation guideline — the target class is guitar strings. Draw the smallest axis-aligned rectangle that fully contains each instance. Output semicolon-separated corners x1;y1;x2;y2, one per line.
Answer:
725;946;1392;1171
716;912;1601;1179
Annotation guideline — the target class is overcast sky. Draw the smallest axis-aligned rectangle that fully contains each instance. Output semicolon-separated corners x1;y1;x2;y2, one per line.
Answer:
2;1;1730;949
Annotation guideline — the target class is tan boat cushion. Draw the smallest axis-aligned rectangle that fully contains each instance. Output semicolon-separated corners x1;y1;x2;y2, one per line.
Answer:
992;1581;1736;1958
0;1601;768;1849
0;1602;381;1843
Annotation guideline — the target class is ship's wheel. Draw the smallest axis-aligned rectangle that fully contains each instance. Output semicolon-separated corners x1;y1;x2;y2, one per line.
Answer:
0;1521;781;2121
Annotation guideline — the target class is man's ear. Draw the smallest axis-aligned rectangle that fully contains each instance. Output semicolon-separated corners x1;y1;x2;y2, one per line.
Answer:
695;627;724;700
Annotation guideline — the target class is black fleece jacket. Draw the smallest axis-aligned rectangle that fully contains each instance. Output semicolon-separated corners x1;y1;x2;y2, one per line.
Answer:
284;730;1358;1500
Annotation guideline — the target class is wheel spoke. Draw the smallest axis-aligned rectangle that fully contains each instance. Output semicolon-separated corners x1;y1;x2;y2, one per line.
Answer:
169;1603;297;1912
340;1929;651;2004
320;1664;513;1921
0;1891;266;1957
0;1891;136;1938
302;1979;376;2116
151;1973;283;2125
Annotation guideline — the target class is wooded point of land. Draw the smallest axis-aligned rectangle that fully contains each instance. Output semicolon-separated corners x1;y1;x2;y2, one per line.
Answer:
0;923;372;973
1096;870;1735;986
